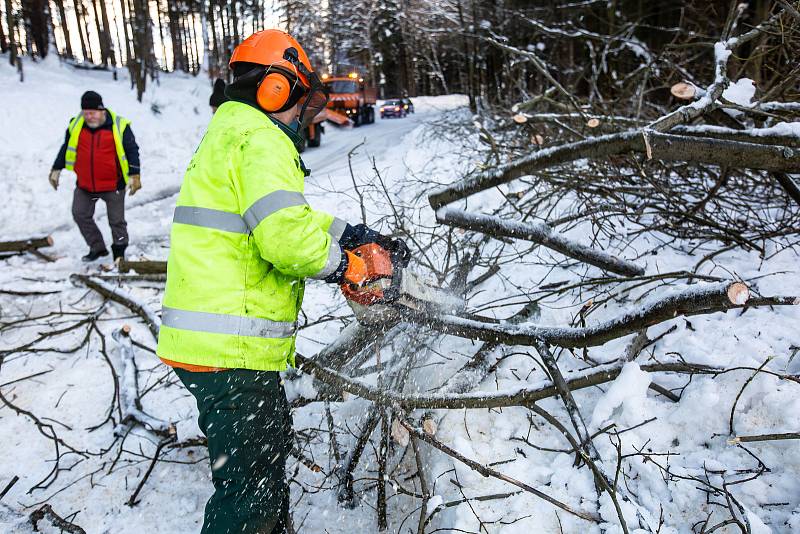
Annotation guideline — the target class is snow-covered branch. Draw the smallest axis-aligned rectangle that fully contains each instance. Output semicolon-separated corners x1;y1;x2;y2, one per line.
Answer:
436;207;644;277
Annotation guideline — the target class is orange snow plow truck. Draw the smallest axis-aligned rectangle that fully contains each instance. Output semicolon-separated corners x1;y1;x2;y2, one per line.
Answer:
301;72;377;150
323;72;377;126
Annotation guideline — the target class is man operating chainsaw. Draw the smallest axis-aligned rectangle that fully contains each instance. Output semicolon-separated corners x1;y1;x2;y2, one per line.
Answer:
156;29;409;534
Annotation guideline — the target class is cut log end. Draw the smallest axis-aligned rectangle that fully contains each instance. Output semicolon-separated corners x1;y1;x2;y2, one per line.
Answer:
532;134;545;146
422;418;438;436
391;419;410;447
121;324;132;336
670;82;696;100
727;282;750;305
586;118;600;128
46;235;54;246
513;114;528;124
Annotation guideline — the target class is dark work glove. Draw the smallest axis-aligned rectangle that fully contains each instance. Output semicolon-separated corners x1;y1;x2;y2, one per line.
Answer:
340;224;411;267
382;236;411;268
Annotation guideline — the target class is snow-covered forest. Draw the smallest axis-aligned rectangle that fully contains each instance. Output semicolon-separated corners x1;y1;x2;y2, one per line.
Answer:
1;1;800;533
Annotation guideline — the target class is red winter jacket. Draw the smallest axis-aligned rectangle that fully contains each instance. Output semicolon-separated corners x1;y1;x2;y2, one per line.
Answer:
52;114;140;193
73;127;120;192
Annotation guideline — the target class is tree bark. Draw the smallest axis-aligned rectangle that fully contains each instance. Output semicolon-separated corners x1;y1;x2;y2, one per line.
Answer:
98;0;117;65
74;0;92;63
436;208;644;277
0;235;53;253
167;0;186;71
22;0;49;58
429;131;800;209
53;0;72;58
117;259;167;274
5;0;17;65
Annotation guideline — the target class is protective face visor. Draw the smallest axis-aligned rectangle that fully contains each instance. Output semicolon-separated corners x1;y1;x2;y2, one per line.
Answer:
283;51;329;132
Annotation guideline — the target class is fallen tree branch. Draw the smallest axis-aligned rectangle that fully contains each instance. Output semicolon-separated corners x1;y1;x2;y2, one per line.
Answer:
118;259;167;275
112;326;170;436
429;131;800;208
0;235;53;253
297;352;719;411
414;282;769;349
648;7;787;132
70;274;161;340
30;504;86;534
532;339;597;458
436;208;644;276
126;434;177;506
399;418;601;523
729;432;800;444
0;475;19;502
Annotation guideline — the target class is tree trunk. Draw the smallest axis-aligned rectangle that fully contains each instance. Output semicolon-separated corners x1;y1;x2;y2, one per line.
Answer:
167;0;185;71
207;0;219;78
5;0;17;65
0;0;8;54
74;0;92;63
155;0;168;66
98;0;116;65
120;0;134;72
22;0;49;58
188;10;201;75
54;0;73;59
130;0;154;99
230;0;239;49
90;0;108;65
181;10;194;72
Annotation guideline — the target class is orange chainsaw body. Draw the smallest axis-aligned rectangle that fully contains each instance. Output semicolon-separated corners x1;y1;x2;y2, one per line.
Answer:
340;243;395;305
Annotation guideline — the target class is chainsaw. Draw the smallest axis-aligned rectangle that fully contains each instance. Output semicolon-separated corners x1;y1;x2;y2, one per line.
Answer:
340;243;464;324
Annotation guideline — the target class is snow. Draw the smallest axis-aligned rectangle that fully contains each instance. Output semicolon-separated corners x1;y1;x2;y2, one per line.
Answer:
714;41;732;66
677;122;800;139
589;363;651;431
723;78;756;107
2;56;799;534
722;77;756;117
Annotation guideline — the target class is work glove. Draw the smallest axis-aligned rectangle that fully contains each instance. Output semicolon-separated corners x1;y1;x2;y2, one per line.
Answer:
128;174;141;196
340;223;411;268
49;169;61;190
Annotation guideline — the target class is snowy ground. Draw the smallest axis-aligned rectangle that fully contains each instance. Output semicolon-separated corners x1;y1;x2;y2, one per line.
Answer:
1;57;799;534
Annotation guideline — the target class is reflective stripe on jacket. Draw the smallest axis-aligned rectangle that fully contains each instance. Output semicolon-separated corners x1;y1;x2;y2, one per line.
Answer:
156;101;347;371
64;110;132;185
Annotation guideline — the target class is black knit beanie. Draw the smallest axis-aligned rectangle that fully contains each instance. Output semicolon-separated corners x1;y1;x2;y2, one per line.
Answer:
209;79;228;108
81;91;104;110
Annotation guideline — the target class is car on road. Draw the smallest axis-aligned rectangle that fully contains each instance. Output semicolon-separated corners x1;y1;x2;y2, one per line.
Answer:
380;100;407;119
401;97;414;114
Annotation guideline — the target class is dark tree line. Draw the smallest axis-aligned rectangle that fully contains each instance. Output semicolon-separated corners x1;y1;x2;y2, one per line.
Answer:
1;1;797;107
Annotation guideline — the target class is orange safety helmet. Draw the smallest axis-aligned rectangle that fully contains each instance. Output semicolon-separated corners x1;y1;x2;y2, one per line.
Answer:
229;29;326;117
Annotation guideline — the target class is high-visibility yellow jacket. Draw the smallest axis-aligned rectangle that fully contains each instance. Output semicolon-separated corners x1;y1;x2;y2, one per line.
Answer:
156;101;347;371
65;110;132;183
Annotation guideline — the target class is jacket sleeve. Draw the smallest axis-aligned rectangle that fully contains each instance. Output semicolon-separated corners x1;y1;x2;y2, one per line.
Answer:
52;129;70;170
310;209;350;242
238;129;344;281
122;125;140;174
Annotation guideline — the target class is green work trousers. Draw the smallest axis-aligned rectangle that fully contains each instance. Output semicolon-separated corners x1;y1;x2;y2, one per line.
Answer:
175;367;293;534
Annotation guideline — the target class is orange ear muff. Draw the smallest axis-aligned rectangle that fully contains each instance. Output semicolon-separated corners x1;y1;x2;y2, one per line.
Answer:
256;72;291;112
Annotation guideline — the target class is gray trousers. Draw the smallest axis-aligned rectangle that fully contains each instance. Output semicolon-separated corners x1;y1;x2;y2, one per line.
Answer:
72;187;128;252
